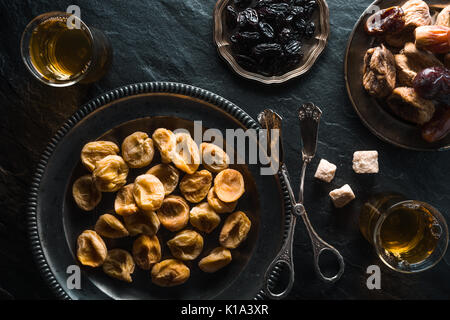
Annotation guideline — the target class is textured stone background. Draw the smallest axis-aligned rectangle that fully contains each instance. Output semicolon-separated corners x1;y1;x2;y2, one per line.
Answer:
0;0;448;299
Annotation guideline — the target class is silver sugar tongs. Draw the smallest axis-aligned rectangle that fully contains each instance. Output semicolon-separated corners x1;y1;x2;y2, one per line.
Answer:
258;103;345;300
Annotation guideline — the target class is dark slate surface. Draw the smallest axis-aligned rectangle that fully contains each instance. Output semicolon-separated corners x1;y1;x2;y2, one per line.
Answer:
0;0;449;300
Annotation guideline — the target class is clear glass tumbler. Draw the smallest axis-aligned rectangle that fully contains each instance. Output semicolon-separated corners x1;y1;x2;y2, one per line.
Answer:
21;11;111;87
360;193;448;273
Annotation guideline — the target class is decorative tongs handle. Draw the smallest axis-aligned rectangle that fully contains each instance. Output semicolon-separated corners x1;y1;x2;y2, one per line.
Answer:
258;104;345;300
258;109;296;300
297;104;345;284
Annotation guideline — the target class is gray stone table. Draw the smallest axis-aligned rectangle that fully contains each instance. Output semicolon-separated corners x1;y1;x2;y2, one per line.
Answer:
0;0;448;299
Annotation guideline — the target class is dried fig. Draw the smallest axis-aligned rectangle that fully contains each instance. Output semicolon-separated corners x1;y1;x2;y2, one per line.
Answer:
167;230;204;261
214;169;245;203
200;143;230;173
219;211;251;249
114;184;139;216
76;230;107;267
72;175;102;211
387;87;435;125
151;259;190;287
121;132;155;168
207;186;238;214
436;5;450;27
172;132;200;174
179;170;212;203
92;155;129;192
94;214;129;239
132;235;161;270
152;128;176;163
190;202;221;234
146;164;180;195
156;195;190;232
198;247;232;273
81;141;119;172
363;45;396;98
102;249;135;283
124;210;160;236
402;0;432;29
133;174;165;211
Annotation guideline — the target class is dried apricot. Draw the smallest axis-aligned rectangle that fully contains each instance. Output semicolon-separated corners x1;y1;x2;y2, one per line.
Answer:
156;195;190;232
132;235;161;270
219;211;251;249
200;143;230;173
152;128;176;163
214;169;245;203
81;141;119;172
92;155;129;192
94;214;129;239
198;247;232;273
190;202;221;234
76;230;107;267
114;184;139;216
151;259;190;287
102;249;135;283
124;210;160;236
133;174;165;211
179;170;212;203
172;132;200;174
167;230;204;261
121;132;155;168
146;164;180;195
207;186;237;214
72;175;102;211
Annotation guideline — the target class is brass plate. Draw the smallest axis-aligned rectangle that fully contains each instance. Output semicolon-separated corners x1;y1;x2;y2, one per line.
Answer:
345;0;450;151
213;0;330;84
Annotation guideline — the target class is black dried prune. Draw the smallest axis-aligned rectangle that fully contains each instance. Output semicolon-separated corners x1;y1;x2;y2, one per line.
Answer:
234;0;252;8
260;3;290;19
279;27;296;43
258;22;275;38
234;54;258;71
293;19;307;35
253;43;283;57
305;22;315;39
238;8;259;28
305;1;317;18
255;0;275;8
231;31;261;45
226;6;238;29
291;6;305;17
284;40;303;56
285;55;303;69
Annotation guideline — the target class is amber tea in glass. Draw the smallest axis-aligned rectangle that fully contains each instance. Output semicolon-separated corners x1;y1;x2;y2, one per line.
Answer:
360;193;448;273
21;12;111;87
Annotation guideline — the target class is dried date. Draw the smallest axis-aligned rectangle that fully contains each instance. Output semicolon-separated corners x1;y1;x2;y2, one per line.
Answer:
413;67;450;102
365;6;406;36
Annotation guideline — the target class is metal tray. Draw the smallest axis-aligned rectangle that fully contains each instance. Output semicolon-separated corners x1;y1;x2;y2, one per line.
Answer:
27;82;289;300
